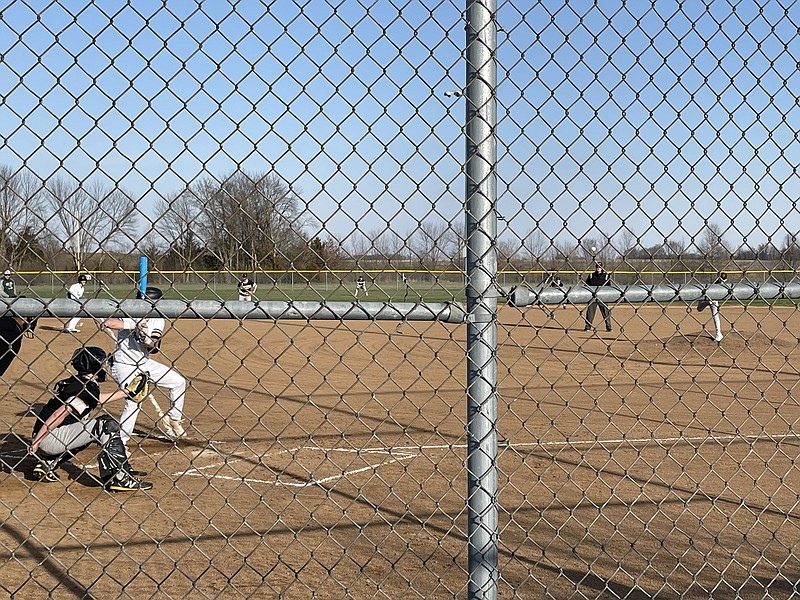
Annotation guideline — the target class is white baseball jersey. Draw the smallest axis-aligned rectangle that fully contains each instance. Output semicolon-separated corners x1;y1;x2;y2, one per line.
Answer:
109;317;186;445
67;282;85;301
111;318;164;365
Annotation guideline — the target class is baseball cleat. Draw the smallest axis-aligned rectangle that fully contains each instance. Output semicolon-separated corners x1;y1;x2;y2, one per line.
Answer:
697;298;710;312
105;472;153;492
157;418;175;439
32;460;60;483
157;417;185;441
167;418;185;439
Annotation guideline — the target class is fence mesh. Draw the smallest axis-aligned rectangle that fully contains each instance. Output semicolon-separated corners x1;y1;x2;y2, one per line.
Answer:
1;1;799;598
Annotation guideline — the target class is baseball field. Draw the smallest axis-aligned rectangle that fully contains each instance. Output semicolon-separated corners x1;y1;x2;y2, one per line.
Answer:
0;302;798;598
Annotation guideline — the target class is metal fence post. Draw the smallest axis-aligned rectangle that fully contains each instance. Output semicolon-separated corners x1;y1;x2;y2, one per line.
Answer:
465;1;498;598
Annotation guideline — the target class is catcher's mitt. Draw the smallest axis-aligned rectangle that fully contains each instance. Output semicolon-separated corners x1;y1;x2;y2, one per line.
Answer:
125;372;152;403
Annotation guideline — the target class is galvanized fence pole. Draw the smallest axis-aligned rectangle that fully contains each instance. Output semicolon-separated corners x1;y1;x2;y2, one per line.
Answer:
465;1;498;598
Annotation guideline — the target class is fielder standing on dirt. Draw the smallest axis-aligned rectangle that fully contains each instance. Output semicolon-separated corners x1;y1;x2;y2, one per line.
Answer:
697;272;727;343
29;346;153;492
102;298;187;446
64;273;89;333
584;262;613;332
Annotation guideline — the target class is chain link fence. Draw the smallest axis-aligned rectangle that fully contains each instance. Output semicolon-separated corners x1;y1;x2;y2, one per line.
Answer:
1;1;800;598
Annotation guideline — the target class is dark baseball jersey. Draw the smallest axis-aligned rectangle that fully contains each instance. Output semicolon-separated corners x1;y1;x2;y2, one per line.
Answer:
1;278;16;297
237;278;256;297
32;376;100;438
586;270;611;286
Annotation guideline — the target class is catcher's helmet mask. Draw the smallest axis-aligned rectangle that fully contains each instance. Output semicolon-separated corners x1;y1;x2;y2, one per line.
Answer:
71;346;109;382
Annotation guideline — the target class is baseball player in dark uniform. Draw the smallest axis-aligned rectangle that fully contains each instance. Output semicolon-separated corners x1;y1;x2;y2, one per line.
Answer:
0;313;36;378
584;262;613;332
29;346;152;491
237;274;257;301
1;270;17;297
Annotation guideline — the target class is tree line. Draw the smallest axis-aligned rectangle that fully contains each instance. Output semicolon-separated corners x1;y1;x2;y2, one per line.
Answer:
2;162;798;279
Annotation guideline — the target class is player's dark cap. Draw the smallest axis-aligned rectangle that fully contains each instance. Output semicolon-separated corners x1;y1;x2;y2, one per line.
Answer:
78;274;89;282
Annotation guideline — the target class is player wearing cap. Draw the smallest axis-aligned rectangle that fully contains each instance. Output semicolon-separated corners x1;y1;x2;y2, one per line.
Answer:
355;275;369;298
1;270;17;298
237;274;258;301
584;262;613;332
64;274;90;333
697;272;727;342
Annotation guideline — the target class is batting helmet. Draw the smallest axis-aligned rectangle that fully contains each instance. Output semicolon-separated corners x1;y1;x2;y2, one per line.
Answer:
71;346;109;382
138;286;163;300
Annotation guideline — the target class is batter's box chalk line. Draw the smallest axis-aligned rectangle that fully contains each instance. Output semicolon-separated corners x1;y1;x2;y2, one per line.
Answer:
175;443;421;488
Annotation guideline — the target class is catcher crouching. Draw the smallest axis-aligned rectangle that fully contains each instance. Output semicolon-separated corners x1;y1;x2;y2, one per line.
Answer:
29;347;153;492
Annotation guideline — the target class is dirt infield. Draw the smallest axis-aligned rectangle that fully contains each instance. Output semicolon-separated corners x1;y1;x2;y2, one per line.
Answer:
0;303;799;598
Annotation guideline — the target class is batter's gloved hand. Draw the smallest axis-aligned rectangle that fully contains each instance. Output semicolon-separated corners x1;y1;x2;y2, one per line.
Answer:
125;372;152;403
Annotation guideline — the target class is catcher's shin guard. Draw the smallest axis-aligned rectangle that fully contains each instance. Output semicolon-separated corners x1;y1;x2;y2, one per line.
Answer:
93;415;132;482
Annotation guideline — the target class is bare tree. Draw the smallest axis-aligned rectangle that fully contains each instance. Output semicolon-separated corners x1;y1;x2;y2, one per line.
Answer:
345;231;373;263
366;229;404;261
665;237;687;257
410;219;450;271
522;230;547;261
496;238;522;271
697;222;727;259
0;166;46;267
191;171;310;271
43;176;139;271
155;190;206;270
615;229;638;260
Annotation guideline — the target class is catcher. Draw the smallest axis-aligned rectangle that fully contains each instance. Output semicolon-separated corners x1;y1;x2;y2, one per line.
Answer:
29;346;153;492
102;314;187;446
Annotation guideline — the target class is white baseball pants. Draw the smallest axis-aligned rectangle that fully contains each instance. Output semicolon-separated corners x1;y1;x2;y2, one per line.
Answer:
112;359;186;445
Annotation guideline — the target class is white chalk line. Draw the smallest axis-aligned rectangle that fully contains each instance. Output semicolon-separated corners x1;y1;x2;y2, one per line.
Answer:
5;431;798;487
174;431;800;488
176;445;419;488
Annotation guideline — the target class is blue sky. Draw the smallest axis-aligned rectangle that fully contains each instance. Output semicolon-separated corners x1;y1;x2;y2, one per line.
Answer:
1;0;799;255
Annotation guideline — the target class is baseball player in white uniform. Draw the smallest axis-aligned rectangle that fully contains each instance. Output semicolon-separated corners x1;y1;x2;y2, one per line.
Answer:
102;316;187;445
697;272;727;343
64;273;89;332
